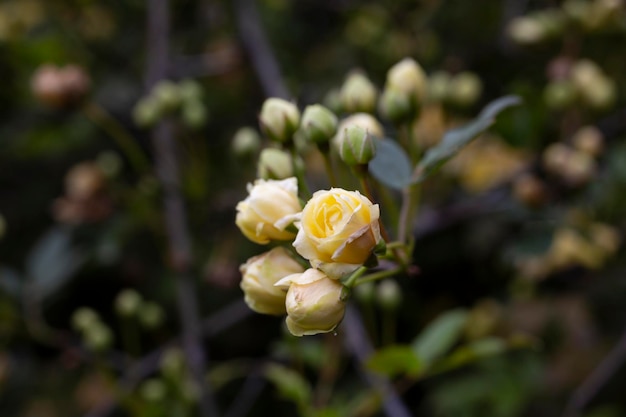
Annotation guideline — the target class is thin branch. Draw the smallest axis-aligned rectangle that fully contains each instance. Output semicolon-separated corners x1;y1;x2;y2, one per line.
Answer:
561;328;626;417
146;1;219;416
234;0;290;99
343;305;413;417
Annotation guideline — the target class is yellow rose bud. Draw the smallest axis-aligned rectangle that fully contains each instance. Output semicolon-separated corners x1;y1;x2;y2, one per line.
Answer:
240;247;305;315
259;97;300;143
333;113;385;150
448;72;483;108
236;177;301;244
293;188;382;278
275;268;345;336
340;71;378;114
385;57;427;104
339;125;376;166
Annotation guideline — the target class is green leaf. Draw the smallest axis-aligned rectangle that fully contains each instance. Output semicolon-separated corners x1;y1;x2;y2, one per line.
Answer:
369;138;413;190
265;363;312;409
438;337;507;371
413;95;522;183
26;226;85;300
412;309;469;367
366;345;421;378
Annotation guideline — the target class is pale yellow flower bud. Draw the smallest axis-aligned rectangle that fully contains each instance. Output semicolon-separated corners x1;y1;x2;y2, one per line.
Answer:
240;247;305;315
340;71;378;114
379;88;413;123
376;279;402;311
339;125;376;166
114;289;142;317
257;148;293;180
448;72;483;107
293;188;382;278
259;98;300;143
385;58;427;104
235;177;301;244
300;104;338;145
572;126;604;157
275;268;346;336
508;16;546;44
232;127;261;157
333;113;384;150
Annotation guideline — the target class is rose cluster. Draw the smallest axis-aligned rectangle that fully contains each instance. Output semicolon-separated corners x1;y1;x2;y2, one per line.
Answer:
236;177;382;336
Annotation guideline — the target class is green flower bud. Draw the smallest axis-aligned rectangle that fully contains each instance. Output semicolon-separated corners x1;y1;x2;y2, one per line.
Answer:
448;72;482;107
339;125;376;166
138;302;165;329
71;307;100;332
354;281;376;304
232;127;261;157
83;323;113;352
259;97;300;143
508;16;546;44
114;289;143;318
257;148;293;180
140;378;167;402
385;58;427;105
300;104;338;145
376;279;401;311
160;348;185;378
580;76;616;110
178;79;203;102
544;81;577;110
323;88;343;114
379;88;413;123
132;97;161;128
340;71;378;114
181;100;208;129
152;80;181;112
428;71;451;102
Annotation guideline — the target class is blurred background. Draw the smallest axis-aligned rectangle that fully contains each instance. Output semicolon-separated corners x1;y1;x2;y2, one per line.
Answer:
1;0;626;416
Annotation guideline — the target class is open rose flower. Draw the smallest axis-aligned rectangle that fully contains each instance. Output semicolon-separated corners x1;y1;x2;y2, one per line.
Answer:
293;188;382;278
236;177;301;244
275;268;345;336
240;247;305;315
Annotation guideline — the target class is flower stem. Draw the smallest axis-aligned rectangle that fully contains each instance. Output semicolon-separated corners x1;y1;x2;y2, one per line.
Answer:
342;266;368;288
355;266;404;286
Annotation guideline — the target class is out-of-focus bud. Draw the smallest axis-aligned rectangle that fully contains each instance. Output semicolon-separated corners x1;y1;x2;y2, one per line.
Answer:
232;127;261;158
508;16;546;44
513;173;547;208
336;113;384;140
379;88;413;123
140;378;167;402
376;279;402;311
572;126;604;157
72;307;100;332
571;59;603;89
427;71;451;103
181;100;208;129
83;323;114;352
562;150;596;186
65;162;106;201
31;64;91;108
275;268;346;336
259;97;300;143
448;72;483;107
590;223;621;255
563;0;590;24
385;57;427;104
152;80;181;112
138;302;165;329
160;348;185;378
114;289;143;318
544;81;577;110
543;143;572;174
354;281;376;304
548;228;604;270
300;104;338;145
133;97;161;128
257;148;293;180
178;79;203;102
340;71;378;114
580;76;616;110
240;247;304;315
339;125;376;166
323;88;343;114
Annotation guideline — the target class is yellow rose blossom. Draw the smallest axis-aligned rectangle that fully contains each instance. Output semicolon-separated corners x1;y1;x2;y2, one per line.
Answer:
293;188;382;278
235;177;301;244
275;268;345;336
240;247;305;315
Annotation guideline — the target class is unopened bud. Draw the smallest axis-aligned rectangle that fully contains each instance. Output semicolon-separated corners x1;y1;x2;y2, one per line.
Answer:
385;57;427;105
257;148;293;179
448;72;482;107
114;289;143;317
340;71;378;114
562;150;596;186
178;79;203;102
65;162;106;200
428;71;451;102
339;125;376;166
160;348;185;378
379;88;413;123
354;281;376;304
133;97;162;128
140;378;167;402
259;98;300;143
508;16;546;44
572;126;604;157
543;143;571;173
590;223;621;254
152;80;181;112
61;65;91;103
323;88;343;114
71;307;100;332
31;64;91;108
232;127;261;157
300;104;338;145
376;279;401;311
580;76;616;110
83;323;113;352
181;100;208;129
138;302;165;329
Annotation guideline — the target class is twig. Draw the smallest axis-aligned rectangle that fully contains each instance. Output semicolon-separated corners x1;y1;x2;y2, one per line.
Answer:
234;0;290;99
343;306;413;417
146;1;219;416
561;328;626;417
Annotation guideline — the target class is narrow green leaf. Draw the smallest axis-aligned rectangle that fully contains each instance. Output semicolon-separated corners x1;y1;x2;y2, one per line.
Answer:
440;337;507;371
413;95;522;183
412;309;469;366
369;138;413;190
366;345;421;378
265;363;312;408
